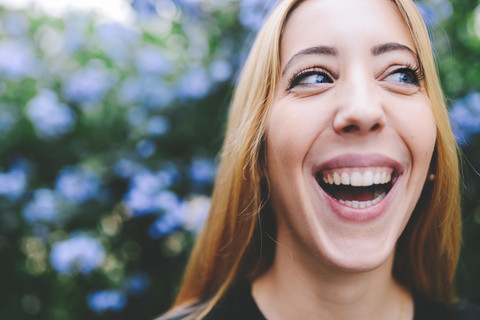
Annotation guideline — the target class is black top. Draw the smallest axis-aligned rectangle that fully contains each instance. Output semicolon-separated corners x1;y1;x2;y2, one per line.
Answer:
200;283;480;320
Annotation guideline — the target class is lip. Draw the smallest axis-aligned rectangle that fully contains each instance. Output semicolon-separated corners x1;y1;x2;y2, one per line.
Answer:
312;153;403;223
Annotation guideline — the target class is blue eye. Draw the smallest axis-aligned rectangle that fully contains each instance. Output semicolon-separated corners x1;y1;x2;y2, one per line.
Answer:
385;68;420;86
288;68;333;90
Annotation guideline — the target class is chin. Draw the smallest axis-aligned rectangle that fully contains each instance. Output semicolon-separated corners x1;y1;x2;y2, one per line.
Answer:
320;242;396;273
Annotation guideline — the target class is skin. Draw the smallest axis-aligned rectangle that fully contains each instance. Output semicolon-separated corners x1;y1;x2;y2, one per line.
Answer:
252;0;436;319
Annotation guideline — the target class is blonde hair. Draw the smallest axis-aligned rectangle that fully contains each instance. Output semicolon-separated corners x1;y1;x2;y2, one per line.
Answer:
169;0;461;317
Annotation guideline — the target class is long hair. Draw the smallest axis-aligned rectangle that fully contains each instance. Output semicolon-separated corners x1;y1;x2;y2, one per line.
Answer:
170;0;461;316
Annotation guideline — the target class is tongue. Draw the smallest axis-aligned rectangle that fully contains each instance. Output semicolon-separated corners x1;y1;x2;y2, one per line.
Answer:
329;185;380;202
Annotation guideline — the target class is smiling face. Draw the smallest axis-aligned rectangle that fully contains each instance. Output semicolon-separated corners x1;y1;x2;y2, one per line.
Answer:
265;0;437;272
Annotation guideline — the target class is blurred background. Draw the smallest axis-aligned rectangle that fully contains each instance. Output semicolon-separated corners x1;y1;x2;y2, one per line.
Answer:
0;0;478;319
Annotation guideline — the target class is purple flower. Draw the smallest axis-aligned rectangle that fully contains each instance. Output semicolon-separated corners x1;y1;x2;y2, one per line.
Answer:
133;170;170;191
87;290;126;313
416;2;436;27
125;272;150;295
119;76;173;109
23;189;57;223
153;190;180;213
123;169;178;216
173;0;201;13
131;0;201;19
209;59;232;82
0;167;27;200
148;194;211;238
239;0;277;30
449;92;480;145
63;61;114;104
0;40;37;79
149;201;184;238
127;106;148;126
177;68;211;100
189;158;215;185
96;22;140;63
435;0;453;21
113;159;142;178
147;116;169;136
181;195;210;234
136;139;156;158
3;13;30;36
55;166;100;204
0;105;18;134
62;15;89;53
130;0;158;18
135;46;171;75
50;234;105;275
25;89;75;139
416;0;453;27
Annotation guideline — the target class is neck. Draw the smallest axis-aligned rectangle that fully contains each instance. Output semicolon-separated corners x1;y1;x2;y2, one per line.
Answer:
251;233;413;320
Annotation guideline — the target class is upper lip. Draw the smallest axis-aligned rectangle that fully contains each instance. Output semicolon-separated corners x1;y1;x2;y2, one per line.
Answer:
312;153;404;176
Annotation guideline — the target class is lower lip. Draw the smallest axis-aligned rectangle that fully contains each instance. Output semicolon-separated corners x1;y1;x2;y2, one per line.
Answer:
314;177;400;223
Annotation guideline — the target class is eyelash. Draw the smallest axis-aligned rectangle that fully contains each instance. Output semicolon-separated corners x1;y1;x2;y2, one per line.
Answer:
389;63;424;86
287;67;334;91
286;63;425;91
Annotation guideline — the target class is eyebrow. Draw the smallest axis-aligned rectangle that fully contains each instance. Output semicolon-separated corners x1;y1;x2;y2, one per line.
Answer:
282;45;337;75
281;42;417;76
371;42;416;57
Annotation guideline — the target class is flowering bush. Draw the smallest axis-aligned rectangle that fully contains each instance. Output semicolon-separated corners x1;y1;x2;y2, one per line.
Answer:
0;0;479;319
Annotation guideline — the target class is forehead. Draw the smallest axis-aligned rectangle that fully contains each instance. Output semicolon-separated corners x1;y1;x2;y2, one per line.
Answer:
281;0;416;60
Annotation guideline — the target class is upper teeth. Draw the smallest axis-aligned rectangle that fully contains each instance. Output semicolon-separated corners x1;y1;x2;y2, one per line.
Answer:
322;168;392;186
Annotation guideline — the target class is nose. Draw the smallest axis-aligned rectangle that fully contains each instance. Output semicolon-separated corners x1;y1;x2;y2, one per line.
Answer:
333;75;385;135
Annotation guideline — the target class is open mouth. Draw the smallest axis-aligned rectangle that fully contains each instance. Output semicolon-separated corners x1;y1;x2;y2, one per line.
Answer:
315;168;398;209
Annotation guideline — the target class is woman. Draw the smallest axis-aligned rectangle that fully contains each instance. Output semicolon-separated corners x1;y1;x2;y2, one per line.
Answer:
161;0;478;319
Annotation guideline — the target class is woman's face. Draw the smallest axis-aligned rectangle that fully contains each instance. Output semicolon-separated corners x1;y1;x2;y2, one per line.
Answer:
265;0;436;271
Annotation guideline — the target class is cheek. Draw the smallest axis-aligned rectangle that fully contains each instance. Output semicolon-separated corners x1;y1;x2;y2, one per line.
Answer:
266;105;314;165
402;106;436;222
266;99;331;162
390;97;437;166
410;106;437;165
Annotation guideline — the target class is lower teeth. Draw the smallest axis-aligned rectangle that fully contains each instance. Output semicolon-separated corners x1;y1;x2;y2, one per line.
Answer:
335;192;386;208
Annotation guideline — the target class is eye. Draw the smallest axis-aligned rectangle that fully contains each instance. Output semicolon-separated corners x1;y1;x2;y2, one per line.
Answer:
288;68;334;90
384;67;420;86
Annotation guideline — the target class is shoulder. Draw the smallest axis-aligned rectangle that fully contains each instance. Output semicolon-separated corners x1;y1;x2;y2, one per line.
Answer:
155;283;263;320
155;301;208;320
414;294;480;320
202;282;265;320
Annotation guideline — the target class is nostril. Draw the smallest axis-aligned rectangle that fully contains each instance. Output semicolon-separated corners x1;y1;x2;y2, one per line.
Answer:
343;124;358;133
370;123;380;131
